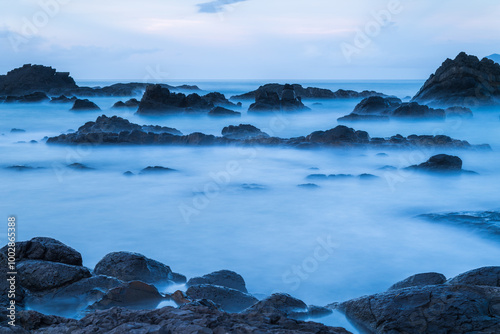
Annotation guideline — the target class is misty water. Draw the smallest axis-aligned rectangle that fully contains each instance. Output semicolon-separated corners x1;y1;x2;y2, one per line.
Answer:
1;80;500;332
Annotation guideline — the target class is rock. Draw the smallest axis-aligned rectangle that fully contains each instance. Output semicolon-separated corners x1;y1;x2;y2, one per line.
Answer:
139;166;176;174
352;96;402;114
4;92;49;103
340;284;500;334
50;95;77;103
445;106;473;118
170;290;190;306
338;114;390;122
90;281;164;310
407;154;463;172
0;237;83;266
17;303;351;333
123;171;134;176
306;174;328;180
4;165;39;171
67;163;94;170
94;251;185;284
306;126;369;145
417;211;500;239
208;106;241;117
391;102;446;119
17;260;91;292
358;173;378;180
187;270;248;293
308;305;333;318
248;84;310;112
412;52;500;106
221;124;270;140
231;83;385;101
70;99;101;111
10;128;25;133
298;183;320;188
0;64;77;95
244;293;308;318
388;272;447;291
186;284;258;313
112;98;140;108
137;84;236;114
447;267;500;287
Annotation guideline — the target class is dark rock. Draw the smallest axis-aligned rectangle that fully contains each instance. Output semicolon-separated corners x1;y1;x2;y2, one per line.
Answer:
248;84;310;112
10;128;25;133
187;270;248;293
388;272;447;291
447;267;500;287
123;171;134;176
70;99;100;111
306;174;328;180
50;95;77;103
298;183;320;188
417;211;500;239
17;303;351;333
338;114;390;122
90;281;164;310
221;124;269;140
208;106;241;117
4;92;49;103
328;174;355;179
17;260;91;292
186;284;258;313
308;305;333;318
5;165;38;171
407;154;463;172
0;64;77;95
94;251;185;284
139;166;176;174
358;173;378;180
0;237;83;266
392;102;446;119
67;163;94;170
412;52;500;106
340;284;500;334
352;96;402;114
244;293;308;318
231;83;385;101
112;98;140;109
306;126;369;145
445;106;473;118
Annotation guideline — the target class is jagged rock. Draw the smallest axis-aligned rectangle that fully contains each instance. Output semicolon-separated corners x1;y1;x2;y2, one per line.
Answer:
187;270;248;293
17;260;91;292
50;95;76;103
89;281;164;310
112;98;140;108
221;124;270;140
447;267;500;287
407;154;463;172
94;251;185;284
208;106;241;117
70;99;101;111
186;284;258;313
388;272;447;291
412;52;500;106
340;284;500;334
248;84;310;112
0;237;83;266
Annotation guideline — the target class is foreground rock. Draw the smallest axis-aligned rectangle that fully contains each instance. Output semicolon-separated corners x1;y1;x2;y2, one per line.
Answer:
418;211;500;239
412;52;500;106
94;251;186;284
388;272;447;291
89;281;165;310
137;84;237;114
231;83;384;101
187;270;248;292
186;284;258;312
70;99;101;111
15;303;351;333
447;266;500;286
406;154;465;172
47;115;490;150
248;84;310;112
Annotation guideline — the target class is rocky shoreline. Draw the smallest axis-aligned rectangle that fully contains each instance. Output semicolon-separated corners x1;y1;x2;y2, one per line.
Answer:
1;237;499;333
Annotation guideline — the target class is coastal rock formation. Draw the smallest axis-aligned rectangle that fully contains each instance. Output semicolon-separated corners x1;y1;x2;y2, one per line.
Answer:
351;96;402;114
112;98;140;108
387;272;447;291
94;251;186;284
412;52;500;106
186;284;258;312
187;270;248;292
406;154;463;172
231;83;385;101
46;115;490;150
208;106;241;117
70;99;101;111
137;84;237;114
248;84;310;112
3;92;49;103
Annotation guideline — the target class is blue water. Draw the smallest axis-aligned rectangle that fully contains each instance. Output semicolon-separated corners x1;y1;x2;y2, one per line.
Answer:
1;80;500;333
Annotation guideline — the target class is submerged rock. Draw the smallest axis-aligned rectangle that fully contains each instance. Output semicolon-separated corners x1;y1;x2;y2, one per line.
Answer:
187;270;248;293
418;211;500;238
406;154;463;172
70;99;101;111
50;95;77;103
10;128;26;133
412;52;500;106
67;163;94;170
139;166;176;174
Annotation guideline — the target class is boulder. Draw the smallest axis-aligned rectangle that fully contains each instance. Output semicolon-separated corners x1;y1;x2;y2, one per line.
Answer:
0;237;83;266
388;272;447;291
112;98;140;108
447;267;500;287
340;284;500;334
70;99;101;111
186;284;258;313
90;281;164;310
306;126;370;145
208;106;241;117
407;154;463;172
94;251;185;284
221;124;270;140
187;270;248;293
352;96;402;114
412;52;500;106
17;260;91;292
244;293;308;317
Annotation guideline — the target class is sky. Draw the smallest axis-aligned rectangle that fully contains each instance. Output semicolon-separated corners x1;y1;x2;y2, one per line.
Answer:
0;0;499;81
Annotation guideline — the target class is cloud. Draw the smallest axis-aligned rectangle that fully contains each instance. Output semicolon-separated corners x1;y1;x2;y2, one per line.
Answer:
197;0;246;14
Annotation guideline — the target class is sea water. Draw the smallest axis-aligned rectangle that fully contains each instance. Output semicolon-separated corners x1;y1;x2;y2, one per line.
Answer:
1;80;499;332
